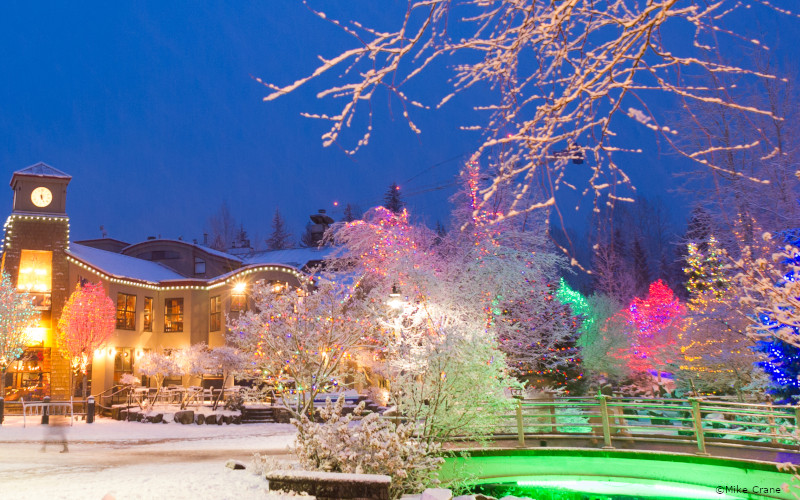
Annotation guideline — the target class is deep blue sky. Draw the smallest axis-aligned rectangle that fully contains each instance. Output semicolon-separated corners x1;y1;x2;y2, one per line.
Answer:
0;2;796;247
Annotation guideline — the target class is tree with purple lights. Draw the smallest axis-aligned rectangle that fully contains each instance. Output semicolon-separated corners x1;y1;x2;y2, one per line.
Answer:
615;280;685;381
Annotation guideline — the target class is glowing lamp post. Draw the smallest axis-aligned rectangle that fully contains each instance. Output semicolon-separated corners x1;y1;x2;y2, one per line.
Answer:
387;284;404;310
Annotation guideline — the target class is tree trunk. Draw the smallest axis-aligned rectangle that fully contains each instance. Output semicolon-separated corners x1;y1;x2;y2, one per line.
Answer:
211;374;228;411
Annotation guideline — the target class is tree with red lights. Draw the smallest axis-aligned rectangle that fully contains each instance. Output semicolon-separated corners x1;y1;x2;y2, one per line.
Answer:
616;280;685;383
0;271;39;398
57;282;115;399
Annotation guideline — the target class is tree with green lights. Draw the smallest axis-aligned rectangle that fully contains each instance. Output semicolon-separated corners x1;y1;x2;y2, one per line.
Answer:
0;272;39;398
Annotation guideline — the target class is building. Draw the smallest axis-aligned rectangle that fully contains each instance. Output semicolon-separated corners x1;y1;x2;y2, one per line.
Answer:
1;163;330;400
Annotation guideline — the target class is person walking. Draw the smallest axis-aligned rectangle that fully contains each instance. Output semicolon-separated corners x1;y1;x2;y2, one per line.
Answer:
41;413;69;453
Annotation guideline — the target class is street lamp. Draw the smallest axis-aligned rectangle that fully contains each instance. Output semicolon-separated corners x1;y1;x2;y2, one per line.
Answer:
387;284;403;309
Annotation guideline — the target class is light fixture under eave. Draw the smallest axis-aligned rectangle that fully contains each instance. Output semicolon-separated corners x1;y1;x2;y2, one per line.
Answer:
232;282;247;294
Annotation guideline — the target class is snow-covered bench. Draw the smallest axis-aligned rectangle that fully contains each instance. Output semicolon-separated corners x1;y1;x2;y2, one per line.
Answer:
265;470;391;500
21;398;74;428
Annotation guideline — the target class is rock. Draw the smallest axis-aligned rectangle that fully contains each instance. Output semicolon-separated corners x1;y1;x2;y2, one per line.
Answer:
453;496;476;500
119;409;128;421
225;459;246;470
174;410;194;425
216;414;224;425
474;495;497;500
499;496;525;500
150;414;163;424
232;415;241;425
421;488;453;500
223;415;232;425
204;414;216;425
195;414;206;425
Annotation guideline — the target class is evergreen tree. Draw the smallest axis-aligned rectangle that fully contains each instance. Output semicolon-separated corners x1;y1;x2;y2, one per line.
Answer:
234;224;250;249
684;206;714;252
341;203;361;222
679;235;759;396
684;236;729;298
383;182;405;214
266;207;293;250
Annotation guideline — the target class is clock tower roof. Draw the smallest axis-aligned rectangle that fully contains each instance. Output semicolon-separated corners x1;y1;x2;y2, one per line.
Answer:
11;162;72;185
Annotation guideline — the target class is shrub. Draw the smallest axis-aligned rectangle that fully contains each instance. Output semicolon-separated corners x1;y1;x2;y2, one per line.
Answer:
292;395;443;500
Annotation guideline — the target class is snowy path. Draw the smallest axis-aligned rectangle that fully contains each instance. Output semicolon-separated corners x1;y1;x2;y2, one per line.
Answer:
0;417;297;500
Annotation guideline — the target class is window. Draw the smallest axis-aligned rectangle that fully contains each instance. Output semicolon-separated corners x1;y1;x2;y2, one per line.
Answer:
18;250;52;294
114;348;134;385
230;293;247;312
143;297;153;332
164;298;183;332
210;296;221;332
4;347;50;400
194;258;206;275
116;293;136;330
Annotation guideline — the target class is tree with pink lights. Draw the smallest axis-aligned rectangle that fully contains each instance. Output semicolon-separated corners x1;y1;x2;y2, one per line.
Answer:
615;280;685;382
57;282;115;399
0;271;39;398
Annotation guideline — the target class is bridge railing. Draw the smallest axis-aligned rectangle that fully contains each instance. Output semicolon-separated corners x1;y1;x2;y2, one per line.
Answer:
494;396;799;454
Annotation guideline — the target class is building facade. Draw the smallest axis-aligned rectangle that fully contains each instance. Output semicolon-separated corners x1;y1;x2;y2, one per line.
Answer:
1;163;328;400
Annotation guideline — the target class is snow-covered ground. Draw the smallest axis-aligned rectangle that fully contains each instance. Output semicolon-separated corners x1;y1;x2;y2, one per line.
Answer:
0;416;298;499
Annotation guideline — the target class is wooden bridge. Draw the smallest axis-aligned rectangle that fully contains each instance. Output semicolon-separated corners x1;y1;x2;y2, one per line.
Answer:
475;396;800;463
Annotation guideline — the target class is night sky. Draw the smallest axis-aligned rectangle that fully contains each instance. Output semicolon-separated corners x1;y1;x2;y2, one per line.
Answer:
0;2;796;246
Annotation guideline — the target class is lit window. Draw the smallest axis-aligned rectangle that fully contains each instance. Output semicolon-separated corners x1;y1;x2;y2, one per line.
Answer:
116;293;136;330
18;250;52;293
143;297;153;332
114;348;134;385
210;296;221;332
164;298;183;332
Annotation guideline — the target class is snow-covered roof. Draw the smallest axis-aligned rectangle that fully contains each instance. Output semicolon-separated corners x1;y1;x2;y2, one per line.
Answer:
243;247;334;268
121;239;243;263
67;243;186;284
13;162;71;179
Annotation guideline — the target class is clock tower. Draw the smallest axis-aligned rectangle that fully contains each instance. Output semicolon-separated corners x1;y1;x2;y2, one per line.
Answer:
10;162;70;215
2;163;73;399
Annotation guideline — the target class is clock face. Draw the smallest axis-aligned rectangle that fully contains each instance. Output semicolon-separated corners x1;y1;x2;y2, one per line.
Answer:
31;187;53;208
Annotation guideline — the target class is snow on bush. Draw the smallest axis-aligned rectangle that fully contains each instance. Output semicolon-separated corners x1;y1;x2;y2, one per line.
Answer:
119;373;141;386
292;395;443;500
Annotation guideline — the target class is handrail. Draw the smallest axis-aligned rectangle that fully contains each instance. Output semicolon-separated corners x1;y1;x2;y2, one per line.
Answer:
93;385;134;412
498;396;800;455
